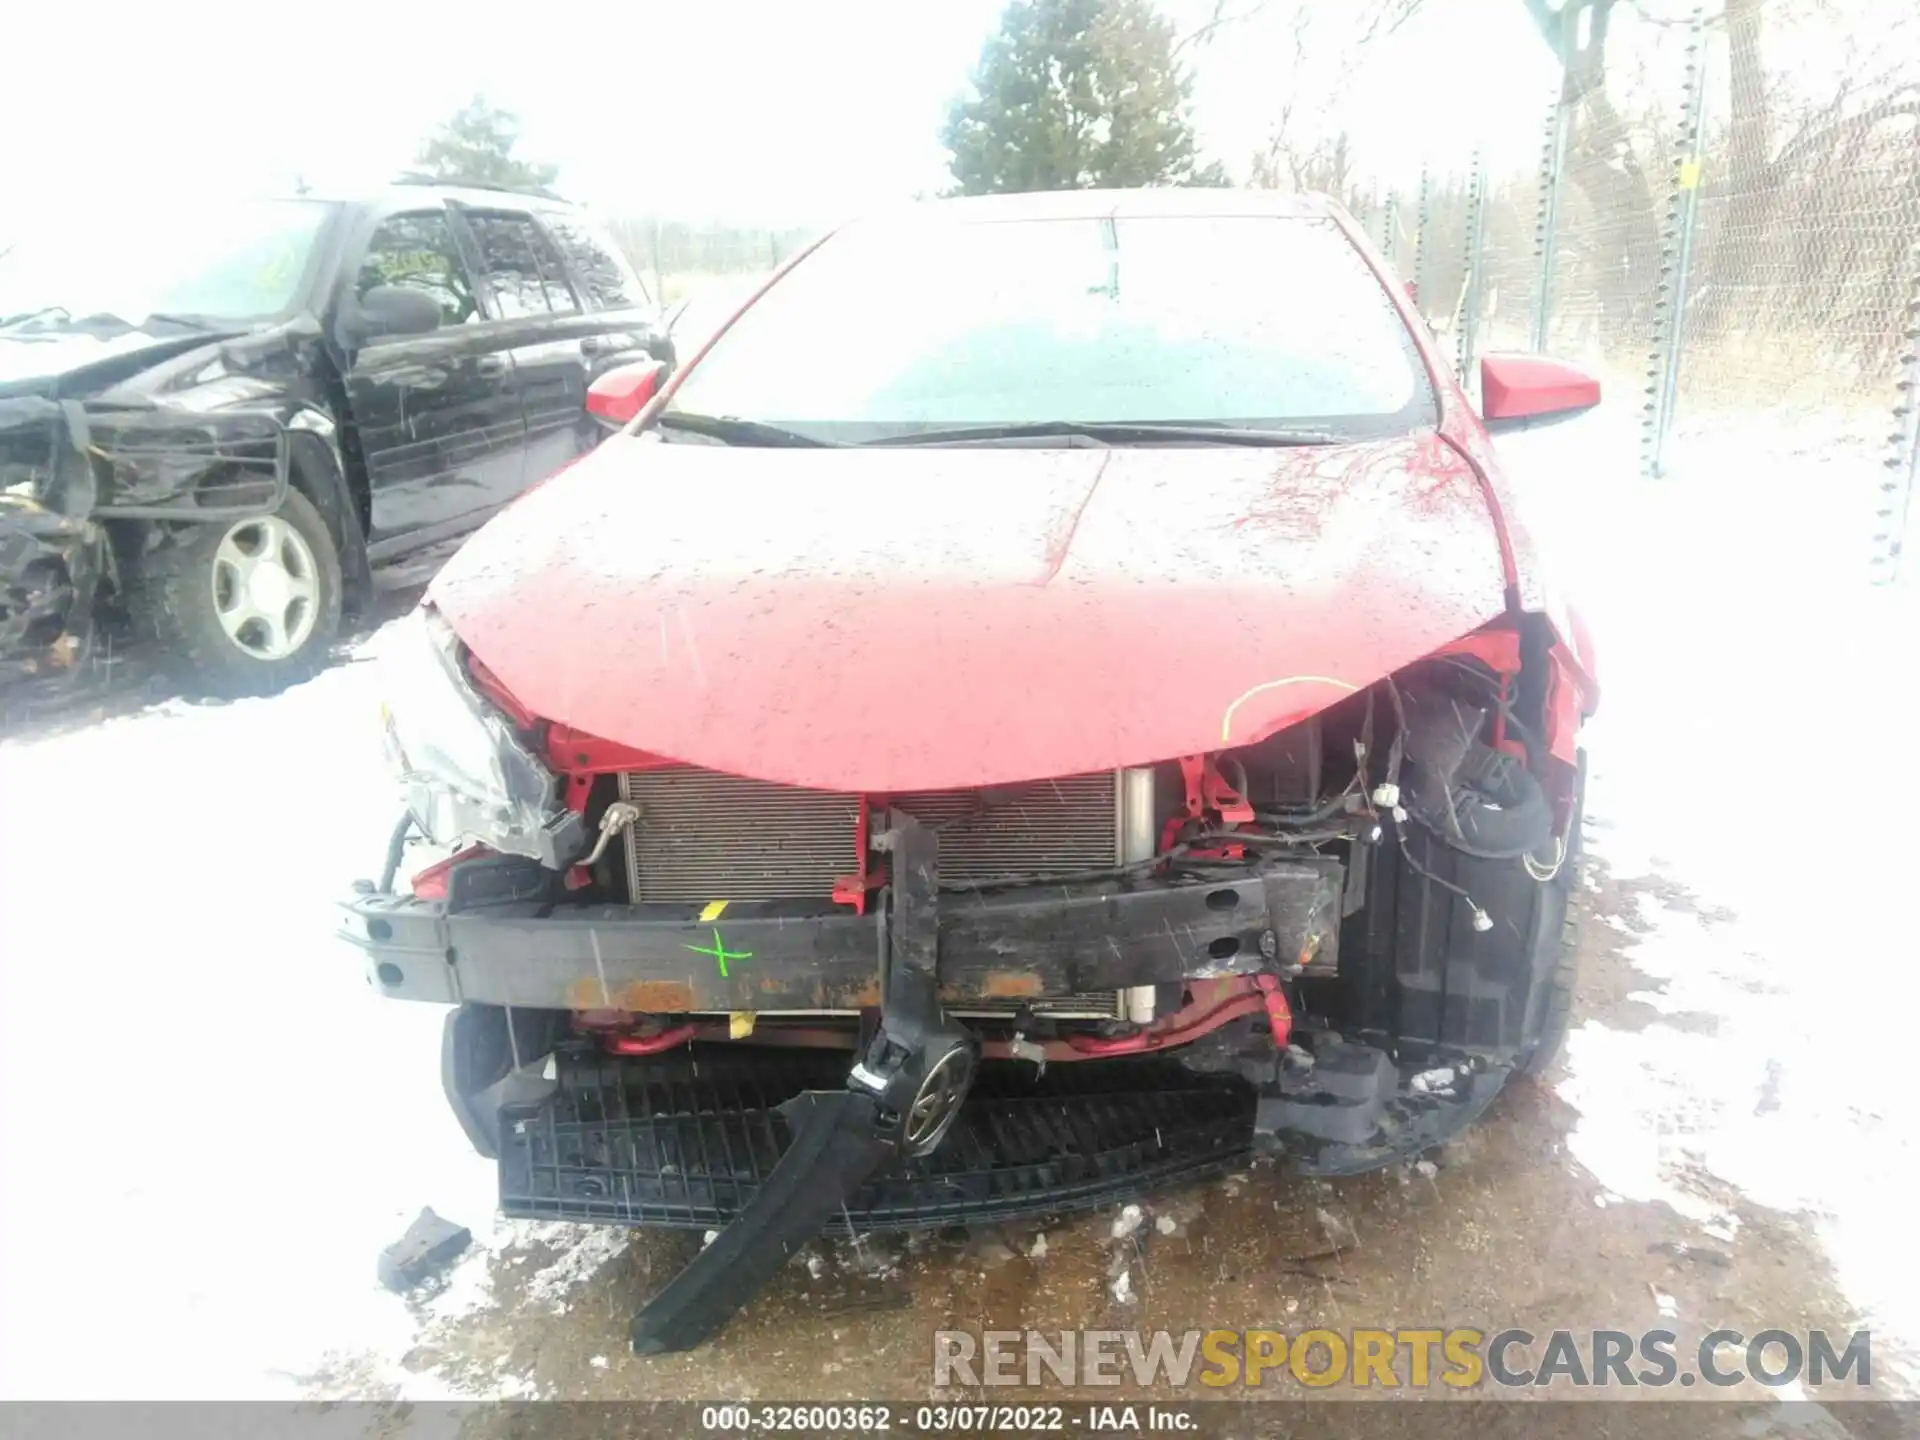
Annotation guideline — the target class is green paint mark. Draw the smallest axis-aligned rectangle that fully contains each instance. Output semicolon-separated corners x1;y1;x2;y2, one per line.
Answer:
685;927;752;978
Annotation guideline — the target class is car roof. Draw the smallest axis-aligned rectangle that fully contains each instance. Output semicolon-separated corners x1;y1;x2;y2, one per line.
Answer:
863;188;1341;225
374;182;578;210
277;183;584;213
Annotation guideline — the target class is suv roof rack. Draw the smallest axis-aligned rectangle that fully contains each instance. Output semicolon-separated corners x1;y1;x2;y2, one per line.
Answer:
390;173;569;203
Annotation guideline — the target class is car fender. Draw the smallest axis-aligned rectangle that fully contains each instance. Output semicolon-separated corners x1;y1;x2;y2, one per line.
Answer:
285;405;374;611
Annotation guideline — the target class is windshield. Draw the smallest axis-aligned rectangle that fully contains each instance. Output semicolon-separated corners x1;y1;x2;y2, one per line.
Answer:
666;212;1435;444
0;198;338;331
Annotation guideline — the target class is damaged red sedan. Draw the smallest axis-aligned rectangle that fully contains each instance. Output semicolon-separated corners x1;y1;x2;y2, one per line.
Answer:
342;189;1600;1353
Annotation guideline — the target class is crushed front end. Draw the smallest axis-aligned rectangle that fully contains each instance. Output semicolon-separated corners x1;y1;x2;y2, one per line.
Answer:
341;605;1589;1352
1;385;291;683
1;397;104;681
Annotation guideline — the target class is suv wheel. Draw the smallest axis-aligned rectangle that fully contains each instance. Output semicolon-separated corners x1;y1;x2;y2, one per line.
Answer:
137;488;344;692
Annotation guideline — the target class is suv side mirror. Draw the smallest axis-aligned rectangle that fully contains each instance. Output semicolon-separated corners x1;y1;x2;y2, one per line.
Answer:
1480;354;1601;435
351;284;443;342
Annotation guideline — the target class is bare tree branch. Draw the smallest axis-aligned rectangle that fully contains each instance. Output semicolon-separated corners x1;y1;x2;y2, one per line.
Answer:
1770;89;1920;175
1180;0;1429;55
1173;0;1264;55
1357;0;1427;42
1519;0;1566;50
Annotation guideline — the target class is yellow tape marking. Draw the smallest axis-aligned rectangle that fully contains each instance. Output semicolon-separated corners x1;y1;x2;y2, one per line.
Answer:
730;1011;757;1039
1678;160;1703;190
698;900;730;922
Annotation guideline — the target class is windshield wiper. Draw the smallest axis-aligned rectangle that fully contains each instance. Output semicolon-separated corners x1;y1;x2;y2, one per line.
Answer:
142;312;228;333
859;420;1341;448
0;306;71;333
654;412;840;447
0;308;143;335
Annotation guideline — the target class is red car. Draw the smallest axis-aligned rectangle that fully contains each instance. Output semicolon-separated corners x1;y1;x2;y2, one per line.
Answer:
345;188;1600;1352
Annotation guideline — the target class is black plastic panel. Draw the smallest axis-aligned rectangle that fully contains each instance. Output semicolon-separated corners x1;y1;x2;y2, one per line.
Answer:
498;1046;1256;1232
1338;819;1559;1057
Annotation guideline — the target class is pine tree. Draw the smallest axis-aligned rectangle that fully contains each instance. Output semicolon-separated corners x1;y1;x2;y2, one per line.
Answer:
944;0;1228;195
412;97;559;190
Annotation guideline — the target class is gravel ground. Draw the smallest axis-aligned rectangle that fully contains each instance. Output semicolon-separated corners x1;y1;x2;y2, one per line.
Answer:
307;861;1887;1425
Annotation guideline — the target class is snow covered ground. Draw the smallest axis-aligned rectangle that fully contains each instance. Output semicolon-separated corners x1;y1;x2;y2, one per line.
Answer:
0;630;513;1399
1513;408;1920;1388
0;406;1915;1401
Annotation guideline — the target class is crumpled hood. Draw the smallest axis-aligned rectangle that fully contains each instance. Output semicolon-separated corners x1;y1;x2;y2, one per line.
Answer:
429;432;1511;792
0;328;220;400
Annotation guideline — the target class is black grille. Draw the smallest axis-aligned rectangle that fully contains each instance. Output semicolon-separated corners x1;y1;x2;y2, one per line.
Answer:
499;1046;1255;1232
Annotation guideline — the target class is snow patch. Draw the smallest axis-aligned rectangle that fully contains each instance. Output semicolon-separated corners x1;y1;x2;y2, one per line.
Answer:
0;631;625;1400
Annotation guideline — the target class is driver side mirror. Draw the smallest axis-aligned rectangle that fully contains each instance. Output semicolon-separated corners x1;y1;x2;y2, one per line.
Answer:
349;284;443;343
1480;354;1601;435
586;359;666;427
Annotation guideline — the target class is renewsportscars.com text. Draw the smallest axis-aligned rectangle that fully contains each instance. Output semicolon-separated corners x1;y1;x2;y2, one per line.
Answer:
932;1327;1872;1390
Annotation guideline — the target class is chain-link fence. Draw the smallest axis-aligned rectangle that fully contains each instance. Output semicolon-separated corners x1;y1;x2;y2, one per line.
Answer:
602;217;820;304
1340;0;1920;581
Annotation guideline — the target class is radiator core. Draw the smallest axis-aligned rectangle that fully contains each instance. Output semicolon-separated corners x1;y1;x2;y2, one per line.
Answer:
617;766;1122;903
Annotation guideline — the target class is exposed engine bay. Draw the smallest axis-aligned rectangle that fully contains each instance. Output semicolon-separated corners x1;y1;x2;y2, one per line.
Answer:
344;613;1588;1354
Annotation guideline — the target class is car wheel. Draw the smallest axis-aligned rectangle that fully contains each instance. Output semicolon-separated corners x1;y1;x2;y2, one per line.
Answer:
136;487;344;693
1516;889;1579;1080
1517;751;1587;1080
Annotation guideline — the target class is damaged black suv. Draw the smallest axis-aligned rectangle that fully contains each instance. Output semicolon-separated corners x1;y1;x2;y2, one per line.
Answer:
0;183;668;689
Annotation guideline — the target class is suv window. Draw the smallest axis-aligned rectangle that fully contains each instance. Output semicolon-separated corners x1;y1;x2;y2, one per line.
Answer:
522;222;580;314
355;211;481;326
544;214;648;311
467;212;575;318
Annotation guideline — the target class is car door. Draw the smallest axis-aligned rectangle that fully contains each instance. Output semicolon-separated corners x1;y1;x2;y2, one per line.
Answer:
539;209;669;376
339;207;528;557
456;209;598;490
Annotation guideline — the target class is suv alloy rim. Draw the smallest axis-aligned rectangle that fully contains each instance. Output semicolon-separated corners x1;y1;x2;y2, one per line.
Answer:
209;514;321;660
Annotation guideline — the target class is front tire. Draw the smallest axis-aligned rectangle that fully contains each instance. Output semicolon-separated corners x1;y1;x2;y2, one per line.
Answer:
136;487;344;693
1517;751;1587;1080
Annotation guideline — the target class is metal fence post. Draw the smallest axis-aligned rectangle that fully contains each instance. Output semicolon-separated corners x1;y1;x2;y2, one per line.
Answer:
1413;165;1433;312
1458;150;1489;387
1530;86;1572;352
1877;238;1920;583
1643;6;1710;479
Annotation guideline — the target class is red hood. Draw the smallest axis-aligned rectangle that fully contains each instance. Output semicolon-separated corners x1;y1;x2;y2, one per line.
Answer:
429;432;1510;791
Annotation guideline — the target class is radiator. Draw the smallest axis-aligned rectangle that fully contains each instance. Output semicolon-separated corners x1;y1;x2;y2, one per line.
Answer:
617;766;1123;903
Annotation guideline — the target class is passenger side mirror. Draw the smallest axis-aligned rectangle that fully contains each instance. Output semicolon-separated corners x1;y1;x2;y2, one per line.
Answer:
1480;354;1601;435
351;284;443;343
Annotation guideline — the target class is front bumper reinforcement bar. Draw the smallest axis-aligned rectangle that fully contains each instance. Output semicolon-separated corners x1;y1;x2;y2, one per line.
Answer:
339;856;1346;1014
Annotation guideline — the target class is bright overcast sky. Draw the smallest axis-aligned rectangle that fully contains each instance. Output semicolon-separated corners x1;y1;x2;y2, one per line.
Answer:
1;0;1556;236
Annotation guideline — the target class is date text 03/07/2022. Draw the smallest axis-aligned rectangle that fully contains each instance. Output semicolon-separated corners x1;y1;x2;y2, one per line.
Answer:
697;1402;1200;1432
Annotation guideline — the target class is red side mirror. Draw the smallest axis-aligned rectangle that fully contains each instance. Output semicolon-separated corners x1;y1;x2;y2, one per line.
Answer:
585;360;666;426
1480;354;1601;435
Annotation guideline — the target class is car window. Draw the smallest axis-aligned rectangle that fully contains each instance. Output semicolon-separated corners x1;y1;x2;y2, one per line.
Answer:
354;211;481;326
543;214;649;311
466;213;556;319
522;222;580;314
668;213;1436;443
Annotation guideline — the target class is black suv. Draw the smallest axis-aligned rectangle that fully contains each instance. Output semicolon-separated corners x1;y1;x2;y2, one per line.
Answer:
0;182;670;689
